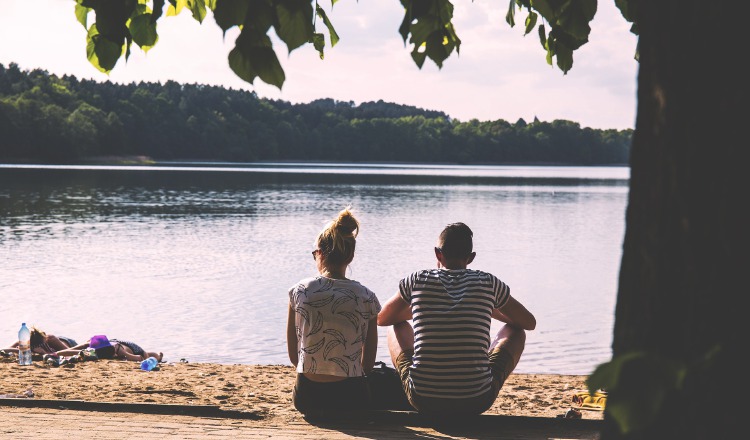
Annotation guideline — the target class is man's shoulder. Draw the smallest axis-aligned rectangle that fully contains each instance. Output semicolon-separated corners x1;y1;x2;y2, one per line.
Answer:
403;268;440;280
467;269;499;278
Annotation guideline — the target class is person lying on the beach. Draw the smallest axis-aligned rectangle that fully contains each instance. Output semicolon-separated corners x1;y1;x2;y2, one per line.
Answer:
378;222;537;416
51;335;163;363
2;326;77;357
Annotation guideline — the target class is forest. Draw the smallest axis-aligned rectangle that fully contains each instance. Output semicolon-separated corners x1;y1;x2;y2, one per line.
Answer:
0;63;632;165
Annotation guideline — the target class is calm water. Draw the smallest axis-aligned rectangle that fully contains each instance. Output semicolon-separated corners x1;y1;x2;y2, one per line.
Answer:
0;163;629;375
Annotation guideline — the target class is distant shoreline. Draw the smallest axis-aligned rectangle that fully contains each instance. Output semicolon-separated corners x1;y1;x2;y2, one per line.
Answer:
2;157;629;168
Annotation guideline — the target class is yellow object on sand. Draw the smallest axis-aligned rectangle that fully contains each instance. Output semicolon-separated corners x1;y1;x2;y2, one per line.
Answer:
572;390;607;411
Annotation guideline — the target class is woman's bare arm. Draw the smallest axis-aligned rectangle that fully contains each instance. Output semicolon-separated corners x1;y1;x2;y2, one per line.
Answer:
361;317;378;373
286;303;299;367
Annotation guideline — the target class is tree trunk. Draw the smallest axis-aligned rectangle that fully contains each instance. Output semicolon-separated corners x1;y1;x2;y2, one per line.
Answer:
603;2;746;438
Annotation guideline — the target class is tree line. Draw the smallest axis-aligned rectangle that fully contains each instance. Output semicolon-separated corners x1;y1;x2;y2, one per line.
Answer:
0;63;632;165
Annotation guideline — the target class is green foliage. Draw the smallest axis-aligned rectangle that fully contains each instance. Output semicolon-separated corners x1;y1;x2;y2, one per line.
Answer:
229;28;286;88
506;0;596;73
588;345;723;436
276;0;315;52
399;0;461;69
69;1;640;88
588;352;686;434
0;63;631;164
315;5;339;48
72;0;342;89
129;13;159;51
213;0;249;32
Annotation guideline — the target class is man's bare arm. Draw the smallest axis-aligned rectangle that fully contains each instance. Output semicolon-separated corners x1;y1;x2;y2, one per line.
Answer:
377;294;412;326
491;296;536;330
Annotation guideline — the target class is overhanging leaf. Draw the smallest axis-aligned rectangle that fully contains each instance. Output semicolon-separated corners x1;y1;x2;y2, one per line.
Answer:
505;0;516;27
537;22;547;50
86;24;124;73
242;2;276;34
75;4;90;29
275;0;314;52
187;0;207;23
213;0;249;33
524;11;537;35
167;0;187;16
152;0;165;22
556;2;594;40
530;0;555;22
423;31;453;68
95;1;131;38
555;42;573;73
315;5;339;47
129;13;159;50
409;17;439;48
410;45;427;69
229;28;285;88
311;32;325;59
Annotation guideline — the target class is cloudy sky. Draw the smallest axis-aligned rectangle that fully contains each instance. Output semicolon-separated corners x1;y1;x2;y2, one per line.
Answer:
0;0;638;129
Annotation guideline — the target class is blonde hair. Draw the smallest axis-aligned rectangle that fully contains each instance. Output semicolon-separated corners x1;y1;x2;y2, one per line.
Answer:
315;206;359;266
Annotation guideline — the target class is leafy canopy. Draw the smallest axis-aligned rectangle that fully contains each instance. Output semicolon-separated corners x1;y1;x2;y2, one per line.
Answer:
74;0;637;89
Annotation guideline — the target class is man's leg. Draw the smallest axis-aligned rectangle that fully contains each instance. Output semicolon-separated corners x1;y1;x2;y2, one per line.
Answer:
488;324;527;389
387;321;414;367
387;321;419;410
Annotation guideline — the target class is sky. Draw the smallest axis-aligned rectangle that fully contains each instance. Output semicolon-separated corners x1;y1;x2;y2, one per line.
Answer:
0;0;639;130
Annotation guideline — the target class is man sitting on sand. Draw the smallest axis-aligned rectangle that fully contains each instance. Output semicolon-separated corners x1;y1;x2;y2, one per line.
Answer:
377;222;536;416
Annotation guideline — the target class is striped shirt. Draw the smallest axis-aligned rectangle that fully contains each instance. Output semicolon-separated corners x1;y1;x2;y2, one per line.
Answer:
399;268;510;399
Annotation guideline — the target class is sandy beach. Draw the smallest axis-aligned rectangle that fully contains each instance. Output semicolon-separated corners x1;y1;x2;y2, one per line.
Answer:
0;355;603;424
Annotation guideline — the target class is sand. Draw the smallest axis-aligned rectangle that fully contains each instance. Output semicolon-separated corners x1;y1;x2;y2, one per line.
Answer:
0;355;604;424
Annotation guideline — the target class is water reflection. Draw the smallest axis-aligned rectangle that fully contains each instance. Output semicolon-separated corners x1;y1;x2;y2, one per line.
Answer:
0;164;627;374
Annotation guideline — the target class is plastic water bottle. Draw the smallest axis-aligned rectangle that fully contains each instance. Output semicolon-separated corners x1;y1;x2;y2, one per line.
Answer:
18;323;32;366
140;356;158;371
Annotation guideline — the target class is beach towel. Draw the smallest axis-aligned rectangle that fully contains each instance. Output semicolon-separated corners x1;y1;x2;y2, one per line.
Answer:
572;390;607;411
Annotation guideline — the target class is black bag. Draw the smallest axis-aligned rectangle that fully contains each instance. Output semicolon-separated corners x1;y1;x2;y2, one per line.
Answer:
366;361;413;411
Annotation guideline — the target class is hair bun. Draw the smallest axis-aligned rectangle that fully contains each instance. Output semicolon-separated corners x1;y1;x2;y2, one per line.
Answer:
335;207;359;237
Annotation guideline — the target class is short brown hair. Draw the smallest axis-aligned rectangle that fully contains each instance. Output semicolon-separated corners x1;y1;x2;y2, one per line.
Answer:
438;222;473;259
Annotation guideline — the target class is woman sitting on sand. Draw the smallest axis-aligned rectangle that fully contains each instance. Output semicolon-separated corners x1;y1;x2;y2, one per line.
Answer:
286;206;381;415
52;335;163;363
3;326;77;357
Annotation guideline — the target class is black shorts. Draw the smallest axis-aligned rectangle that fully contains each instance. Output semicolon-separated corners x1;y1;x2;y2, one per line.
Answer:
292;374;370;415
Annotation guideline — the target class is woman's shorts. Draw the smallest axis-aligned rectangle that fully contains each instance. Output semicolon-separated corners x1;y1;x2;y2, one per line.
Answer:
292;374;370;415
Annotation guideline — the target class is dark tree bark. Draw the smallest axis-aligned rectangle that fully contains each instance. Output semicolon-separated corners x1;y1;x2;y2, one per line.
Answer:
604;2;746;438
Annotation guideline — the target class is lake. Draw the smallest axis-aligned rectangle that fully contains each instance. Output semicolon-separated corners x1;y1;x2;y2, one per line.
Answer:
0;163;628;375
